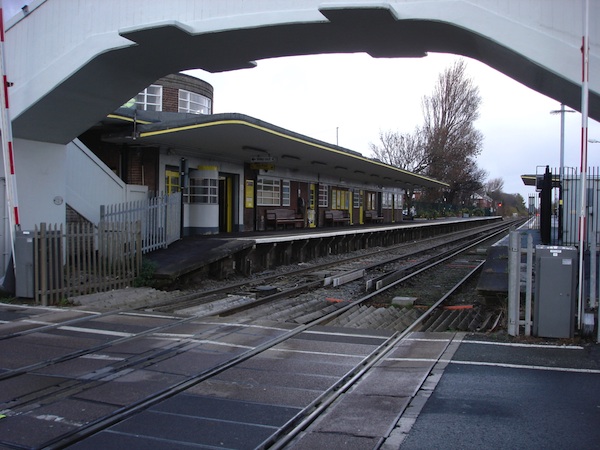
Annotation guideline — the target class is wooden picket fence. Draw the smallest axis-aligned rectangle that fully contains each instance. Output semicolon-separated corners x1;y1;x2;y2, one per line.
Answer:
34;221;142;305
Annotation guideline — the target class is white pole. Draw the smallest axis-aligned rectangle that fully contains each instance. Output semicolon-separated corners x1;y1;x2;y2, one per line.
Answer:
577;0;590;331
508;230;520;336
0;6;20;274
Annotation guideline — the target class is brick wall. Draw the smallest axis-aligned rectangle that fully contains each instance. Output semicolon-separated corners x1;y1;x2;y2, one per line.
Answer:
162;86;179;112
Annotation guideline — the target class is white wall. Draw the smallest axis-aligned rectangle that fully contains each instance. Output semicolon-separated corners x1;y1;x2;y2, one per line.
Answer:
66;139;147;224
14;138;66;230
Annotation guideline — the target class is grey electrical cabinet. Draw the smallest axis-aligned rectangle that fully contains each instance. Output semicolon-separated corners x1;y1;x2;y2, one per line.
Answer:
534;245;577;338
15;230;35;298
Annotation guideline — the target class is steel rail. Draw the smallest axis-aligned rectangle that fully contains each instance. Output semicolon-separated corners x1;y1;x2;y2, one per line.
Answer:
261;261;487;449
6;221;509;448
41;228;498;449
150;219;519;312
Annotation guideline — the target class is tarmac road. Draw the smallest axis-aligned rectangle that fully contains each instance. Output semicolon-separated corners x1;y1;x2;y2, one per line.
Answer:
399;336;600;450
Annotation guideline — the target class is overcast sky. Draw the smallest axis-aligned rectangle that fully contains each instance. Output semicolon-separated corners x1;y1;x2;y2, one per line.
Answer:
186;52;600;201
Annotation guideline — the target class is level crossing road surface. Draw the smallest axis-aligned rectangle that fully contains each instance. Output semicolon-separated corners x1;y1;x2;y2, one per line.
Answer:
0;301;598;449
397;337;600;450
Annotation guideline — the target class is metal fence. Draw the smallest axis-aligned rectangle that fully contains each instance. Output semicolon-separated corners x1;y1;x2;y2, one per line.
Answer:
34;222;142;305
527;166;600;247
100;191;181;253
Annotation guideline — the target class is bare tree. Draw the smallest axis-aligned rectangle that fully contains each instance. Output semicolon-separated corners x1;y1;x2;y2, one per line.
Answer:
369;127;428;215
421;60;484;205
369;128;429;173
485;177;505;195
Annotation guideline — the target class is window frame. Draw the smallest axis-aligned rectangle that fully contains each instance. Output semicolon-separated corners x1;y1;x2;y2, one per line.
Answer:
178;89;212;115
318;184;329;208
257;177;281;207
187;177;218;204
135;84;162;111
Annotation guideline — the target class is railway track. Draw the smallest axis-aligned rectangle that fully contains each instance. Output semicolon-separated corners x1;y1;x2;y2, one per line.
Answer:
0;219;519;448
151;219;519;317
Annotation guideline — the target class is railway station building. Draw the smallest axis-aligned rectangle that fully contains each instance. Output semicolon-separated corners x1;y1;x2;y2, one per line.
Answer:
78;73;447;236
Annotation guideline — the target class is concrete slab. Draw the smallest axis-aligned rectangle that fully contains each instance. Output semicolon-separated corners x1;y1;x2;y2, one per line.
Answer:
16;331;110;351
40;327;118;344
0;320;43;335
273;337;377;357
0;339;74;370
27;309;96;324
74;370;187;406
92;313;178;329
69;432;205;449
296;329;389;346
352;362;434;398
0;414;76;449
33;355;120;378
290;431;381;449
387;338;452;360
187;378;322;408
204;326;289;347
99;409;276;449
239;354;355;377
104;336;183;355
214;367;338;391
154;394;301;427
314;392;409;437
146;350;236;376
0;373;68;403
150;320;226;336
32;398;118;426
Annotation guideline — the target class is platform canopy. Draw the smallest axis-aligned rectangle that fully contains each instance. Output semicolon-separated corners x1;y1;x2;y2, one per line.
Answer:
103;111;447;190
521;173;560;189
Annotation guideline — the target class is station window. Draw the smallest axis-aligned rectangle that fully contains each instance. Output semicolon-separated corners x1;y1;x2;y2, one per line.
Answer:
353;189;362;208
257;177;281;206
165;168;180;194
331;189;350;210
282;180;291;207
365;192;376;210
187;177;218;204
382;192;393;209
134;85;162;111
178;89;212;115
318;184;329;208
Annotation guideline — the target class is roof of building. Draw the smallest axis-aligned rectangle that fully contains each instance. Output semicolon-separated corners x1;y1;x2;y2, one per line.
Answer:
103;110;448;189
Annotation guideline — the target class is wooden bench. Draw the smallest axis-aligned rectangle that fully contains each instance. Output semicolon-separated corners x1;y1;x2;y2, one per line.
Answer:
365;210;384;223
265;209;304;229
325;210;350;226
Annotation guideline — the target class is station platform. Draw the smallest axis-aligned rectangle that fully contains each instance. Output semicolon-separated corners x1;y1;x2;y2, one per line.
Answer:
144;217;502;282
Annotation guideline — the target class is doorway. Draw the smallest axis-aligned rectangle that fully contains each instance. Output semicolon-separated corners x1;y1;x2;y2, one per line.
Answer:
219;174;237;232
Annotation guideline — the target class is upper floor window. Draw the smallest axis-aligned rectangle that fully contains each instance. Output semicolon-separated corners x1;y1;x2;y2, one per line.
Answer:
135;85;162;111
179;89;212;115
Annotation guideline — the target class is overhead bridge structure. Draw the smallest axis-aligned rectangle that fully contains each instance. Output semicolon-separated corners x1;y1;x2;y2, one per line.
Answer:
0;0;598;277
7;0;599;144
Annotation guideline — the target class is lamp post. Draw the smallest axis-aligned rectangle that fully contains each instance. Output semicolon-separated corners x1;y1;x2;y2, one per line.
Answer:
550;104;575;241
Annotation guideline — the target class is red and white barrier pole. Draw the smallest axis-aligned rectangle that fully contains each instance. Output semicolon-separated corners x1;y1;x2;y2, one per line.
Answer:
0;6;20;274
577;0;590;331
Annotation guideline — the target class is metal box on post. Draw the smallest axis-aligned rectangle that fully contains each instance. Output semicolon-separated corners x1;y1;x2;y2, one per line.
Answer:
534;245;577;338
15;230;34;298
